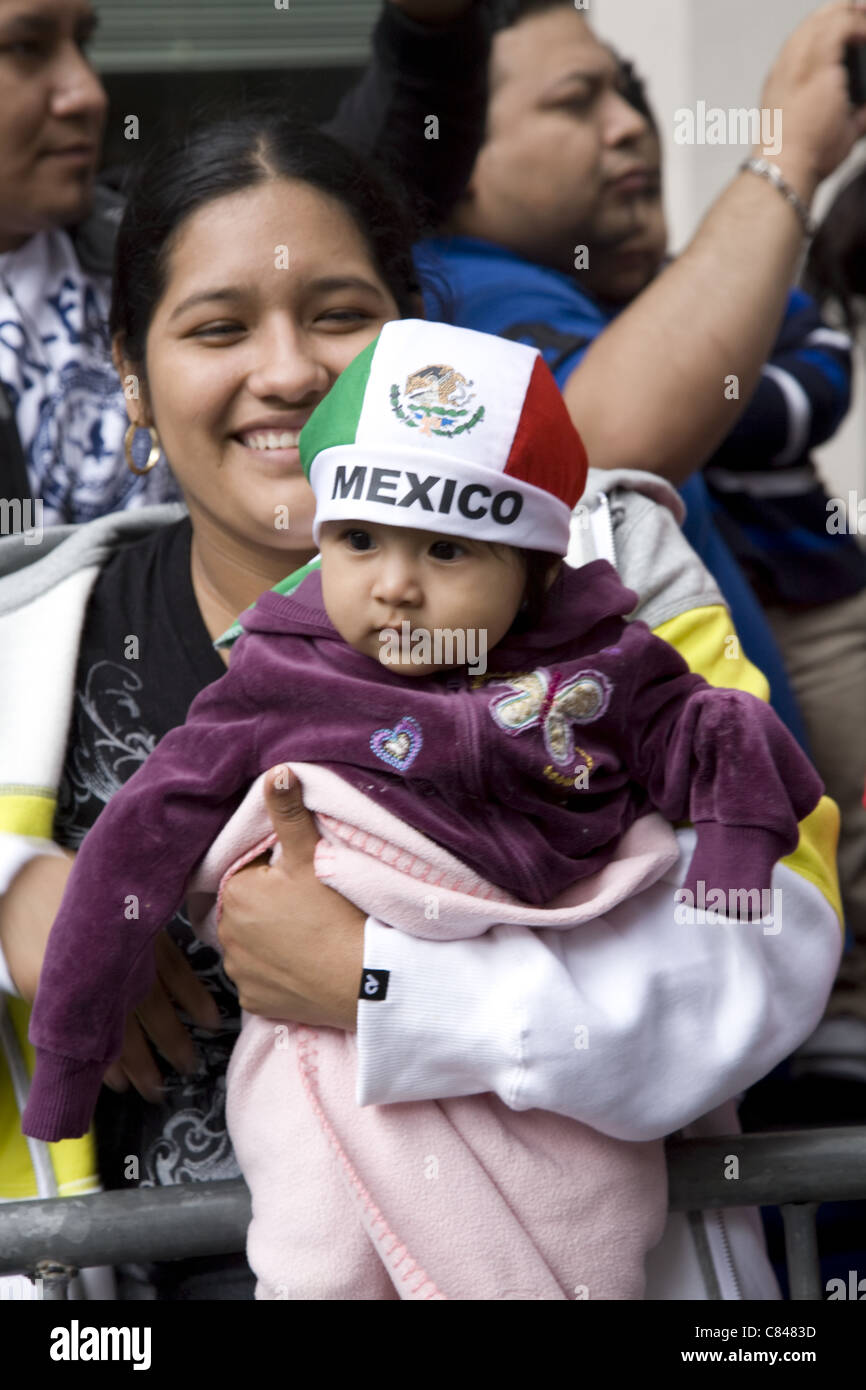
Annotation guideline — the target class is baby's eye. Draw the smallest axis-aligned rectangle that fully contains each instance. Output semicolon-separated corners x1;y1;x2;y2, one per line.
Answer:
345;529;374;551
429;540;463;561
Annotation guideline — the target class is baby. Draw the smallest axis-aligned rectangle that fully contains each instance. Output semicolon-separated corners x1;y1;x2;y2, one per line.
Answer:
23;320;822;1300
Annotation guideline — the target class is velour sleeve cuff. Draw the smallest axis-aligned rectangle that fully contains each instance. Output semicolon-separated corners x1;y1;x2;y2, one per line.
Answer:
681;823;791;919
21;1050;106;1141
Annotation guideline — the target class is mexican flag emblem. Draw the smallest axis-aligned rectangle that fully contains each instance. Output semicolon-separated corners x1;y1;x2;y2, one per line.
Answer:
390;363;486;438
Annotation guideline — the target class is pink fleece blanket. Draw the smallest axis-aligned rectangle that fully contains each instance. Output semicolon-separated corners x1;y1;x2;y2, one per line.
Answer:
187;765;680;1300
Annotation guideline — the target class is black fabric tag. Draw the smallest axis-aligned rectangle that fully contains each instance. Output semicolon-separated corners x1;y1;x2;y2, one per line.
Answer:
358;969;390;1001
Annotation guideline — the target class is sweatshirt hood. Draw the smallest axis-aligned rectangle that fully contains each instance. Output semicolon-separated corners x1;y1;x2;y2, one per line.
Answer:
492;559;638;664
583;466;685;526
0;503;188;617
240;570;338;642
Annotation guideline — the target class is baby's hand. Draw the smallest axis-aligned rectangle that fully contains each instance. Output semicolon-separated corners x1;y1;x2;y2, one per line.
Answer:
681;826;785;926
718;889;764;923
677;873;770;923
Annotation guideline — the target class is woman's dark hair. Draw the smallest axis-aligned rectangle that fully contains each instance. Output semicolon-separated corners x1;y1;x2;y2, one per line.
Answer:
110;105;424;365
804;167;866;331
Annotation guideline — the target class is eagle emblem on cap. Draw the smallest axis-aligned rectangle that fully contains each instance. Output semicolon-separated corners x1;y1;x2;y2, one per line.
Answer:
390;364;485;438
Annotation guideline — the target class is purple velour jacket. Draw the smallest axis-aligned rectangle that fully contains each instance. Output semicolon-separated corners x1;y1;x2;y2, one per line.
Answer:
23;559;822;1141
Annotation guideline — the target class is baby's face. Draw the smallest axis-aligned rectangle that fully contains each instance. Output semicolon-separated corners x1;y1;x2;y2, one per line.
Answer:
318;521;527;676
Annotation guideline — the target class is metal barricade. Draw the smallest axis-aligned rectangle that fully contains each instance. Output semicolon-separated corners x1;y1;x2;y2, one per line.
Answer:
1;1127;865;1299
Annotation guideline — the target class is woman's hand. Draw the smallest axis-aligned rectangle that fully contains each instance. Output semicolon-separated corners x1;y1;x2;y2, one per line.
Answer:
758;1;866;198
217;768;366;1032
102;933;223;1101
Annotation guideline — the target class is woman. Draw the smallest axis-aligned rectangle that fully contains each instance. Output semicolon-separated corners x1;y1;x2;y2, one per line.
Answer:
0;0;179;521
0;112;843;1300
0;0;488;525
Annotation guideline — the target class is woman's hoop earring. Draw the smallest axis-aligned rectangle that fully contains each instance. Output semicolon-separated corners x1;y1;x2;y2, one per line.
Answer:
125;424;161;476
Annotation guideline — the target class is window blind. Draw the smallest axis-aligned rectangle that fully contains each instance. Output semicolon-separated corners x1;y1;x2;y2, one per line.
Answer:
91;0;380;72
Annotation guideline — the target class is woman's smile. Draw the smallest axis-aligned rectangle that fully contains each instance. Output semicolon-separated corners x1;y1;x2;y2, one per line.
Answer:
231;436;303;476
231;416;310;476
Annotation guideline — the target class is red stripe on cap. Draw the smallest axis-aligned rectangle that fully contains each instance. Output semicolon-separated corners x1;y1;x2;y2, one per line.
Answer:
503;355;588;508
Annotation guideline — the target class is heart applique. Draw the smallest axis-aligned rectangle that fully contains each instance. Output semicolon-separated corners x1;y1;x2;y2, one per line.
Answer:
370;716;423;771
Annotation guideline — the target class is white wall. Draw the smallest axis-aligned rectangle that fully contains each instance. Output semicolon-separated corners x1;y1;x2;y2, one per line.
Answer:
593;0;866;500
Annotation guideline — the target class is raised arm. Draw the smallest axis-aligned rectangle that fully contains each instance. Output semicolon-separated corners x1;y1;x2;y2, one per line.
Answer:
322;1;489;226
707;288;852;470
563;2;866;483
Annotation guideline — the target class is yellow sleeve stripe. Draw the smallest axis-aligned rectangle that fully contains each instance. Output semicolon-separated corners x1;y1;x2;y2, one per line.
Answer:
0;997;98;1201
0;812;98;1199
0;791;57;838
653;605;770;702
652;605;843;930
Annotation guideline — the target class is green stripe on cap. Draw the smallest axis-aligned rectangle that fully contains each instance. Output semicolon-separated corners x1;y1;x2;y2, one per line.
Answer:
299;334;380;480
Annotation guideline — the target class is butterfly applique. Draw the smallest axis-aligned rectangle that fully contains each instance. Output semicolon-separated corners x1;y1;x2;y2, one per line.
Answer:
489;668;613;768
